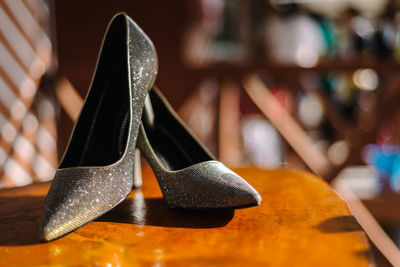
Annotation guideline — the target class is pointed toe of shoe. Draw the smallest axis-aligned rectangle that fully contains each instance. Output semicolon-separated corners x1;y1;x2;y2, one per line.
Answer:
160;161;261;209
39;167;133;241
39;214;64;242
210;170;262;208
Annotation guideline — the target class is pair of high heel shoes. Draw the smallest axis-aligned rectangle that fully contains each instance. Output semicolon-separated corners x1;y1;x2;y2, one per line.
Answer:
40;13;261;241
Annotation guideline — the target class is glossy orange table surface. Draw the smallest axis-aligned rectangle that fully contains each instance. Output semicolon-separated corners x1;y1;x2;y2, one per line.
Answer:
0;166;370;266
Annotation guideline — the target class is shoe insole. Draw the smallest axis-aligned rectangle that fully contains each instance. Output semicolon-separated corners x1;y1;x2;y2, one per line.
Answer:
59;17;130;169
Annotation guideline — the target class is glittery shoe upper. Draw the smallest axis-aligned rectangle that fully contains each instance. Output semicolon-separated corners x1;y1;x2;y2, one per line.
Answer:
39;13;158;241
155;160;261;209
40;163;133;241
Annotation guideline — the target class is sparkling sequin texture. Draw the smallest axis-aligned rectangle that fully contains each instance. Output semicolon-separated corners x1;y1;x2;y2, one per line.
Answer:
39;13;158;241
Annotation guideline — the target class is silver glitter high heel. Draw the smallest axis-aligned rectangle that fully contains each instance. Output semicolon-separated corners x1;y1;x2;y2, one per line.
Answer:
39;13;157;241
136;87;261;209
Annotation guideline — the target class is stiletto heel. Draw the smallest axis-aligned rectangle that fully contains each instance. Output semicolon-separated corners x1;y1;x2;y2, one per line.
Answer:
39;13;157;241
133;149;142;188
137;87;261;209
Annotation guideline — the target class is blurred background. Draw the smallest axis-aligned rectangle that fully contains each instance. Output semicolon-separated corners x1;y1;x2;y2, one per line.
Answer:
1;0;400;264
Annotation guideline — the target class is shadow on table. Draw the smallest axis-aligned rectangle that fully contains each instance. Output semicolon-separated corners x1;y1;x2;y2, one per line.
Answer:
316;215;363;233
97;191;234;228
0;191;234;246
0;196;45;246
316;216;371;261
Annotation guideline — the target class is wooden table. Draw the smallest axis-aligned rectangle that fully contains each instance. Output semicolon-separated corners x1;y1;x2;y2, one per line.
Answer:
0;166;370;266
